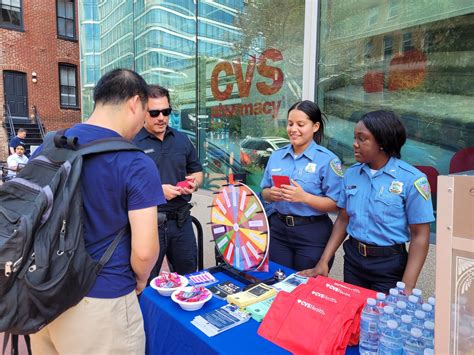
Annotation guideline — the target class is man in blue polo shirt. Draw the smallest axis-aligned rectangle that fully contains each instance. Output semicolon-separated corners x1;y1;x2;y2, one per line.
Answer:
30;69;165;354
134;85;203;277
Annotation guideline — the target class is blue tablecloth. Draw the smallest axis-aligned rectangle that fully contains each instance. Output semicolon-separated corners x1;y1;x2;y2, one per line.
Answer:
140;262;359;354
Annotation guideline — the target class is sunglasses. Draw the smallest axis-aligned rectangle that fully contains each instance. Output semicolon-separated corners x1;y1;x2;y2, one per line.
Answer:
148;108;172;117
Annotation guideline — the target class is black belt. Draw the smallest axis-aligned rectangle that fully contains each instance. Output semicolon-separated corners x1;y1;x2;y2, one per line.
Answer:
349;236;406;257
157;211;178;221
275;212;328;227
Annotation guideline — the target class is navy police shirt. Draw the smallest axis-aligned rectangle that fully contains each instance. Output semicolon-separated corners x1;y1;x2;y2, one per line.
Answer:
261;140;343;216
134;126;202;212
337;157;435;246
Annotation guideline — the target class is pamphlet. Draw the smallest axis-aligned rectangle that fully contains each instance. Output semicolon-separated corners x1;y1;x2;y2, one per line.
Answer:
245;296;275;322
191;304;251;337
226;283;277;308
272;273;309;293
185;271;218;287
208;281;242;300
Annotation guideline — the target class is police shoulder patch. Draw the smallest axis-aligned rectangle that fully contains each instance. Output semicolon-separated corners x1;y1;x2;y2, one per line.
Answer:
330;158;344;177
414;177;431;201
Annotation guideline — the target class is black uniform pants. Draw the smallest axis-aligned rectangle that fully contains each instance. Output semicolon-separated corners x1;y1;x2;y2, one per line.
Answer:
343;239;408;293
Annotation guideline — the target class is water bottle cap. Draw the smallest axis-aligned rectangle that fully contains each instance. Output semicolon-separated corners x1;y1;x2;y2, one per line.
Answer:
422;303;433;312
428;296;436;306
411;327;422;337
383;305;394;314
396;301;407;309
367;298;376;306
415;310;426;319
408;295;419;303
389;288;399;296
424;320;434;330
387;320;398;329
412;288;422;297
401;314;412;323
424;349;434;355
396;281;406;289
376;292;386;300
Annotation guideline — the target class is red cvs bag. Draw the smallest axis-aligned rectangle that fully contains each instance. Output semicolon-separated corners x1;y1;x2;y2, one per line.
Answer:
258;276;376;354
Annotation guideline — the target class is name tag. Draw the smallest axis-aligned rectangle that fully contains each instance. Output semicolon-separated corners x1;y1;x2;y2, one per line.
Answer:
271;168;282;172
143;148;155;154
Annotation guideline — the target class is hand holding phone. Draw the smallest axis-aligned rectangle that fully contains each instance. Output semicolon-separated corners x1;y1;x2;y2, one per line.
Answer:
271;175;291;188
176;180;192;189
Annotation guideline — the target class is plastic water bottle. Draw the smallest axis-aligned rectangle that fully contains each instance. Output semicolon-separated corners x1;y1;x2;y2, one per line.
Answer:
427;297;435;321
413;310;426;329
406;295;419;316
423;348;434;355
378;319;403;354
422;321;434;349
386;288;399;307
396;281;408;302
376;292;386;314
403;328;425;355
421;303;434;322
378;305;394;334
412;288;424;305
399;314;412;342
394;301;407;319
359;298;380;355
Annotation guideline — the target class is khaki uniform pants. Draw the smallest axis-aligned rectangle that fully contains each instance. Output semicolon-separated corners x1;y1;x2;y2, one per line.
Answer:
30;290;145;355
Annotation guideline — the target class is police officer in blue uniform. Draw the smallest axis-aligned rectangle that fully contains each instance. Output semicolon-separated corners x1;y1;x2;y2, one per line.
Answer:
301;110;434;294
261;100;343;271
134;85;203;277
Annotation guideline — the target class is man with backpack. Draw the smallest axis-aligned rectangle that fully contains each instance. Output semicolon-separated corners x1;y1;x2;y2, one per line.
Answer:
27;69;165;354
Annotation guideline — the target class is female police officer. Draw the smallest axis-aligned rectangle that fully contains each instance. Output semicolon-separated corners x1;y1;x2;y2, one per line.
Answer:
260;100;343;271
300;110;434;294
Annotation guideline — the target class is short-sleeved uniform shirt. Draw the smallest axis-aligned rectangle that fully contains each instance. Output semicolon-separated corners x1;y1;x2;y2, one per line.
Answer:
260;140;343;216
37;124;166;298
9;136;25;151
6;153;28;177
133;126;202;212
337;157;435;246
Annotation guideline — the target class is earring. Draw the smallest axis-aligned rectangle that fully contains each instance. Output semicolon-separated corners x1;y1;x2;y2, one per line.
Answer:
379;147;384;151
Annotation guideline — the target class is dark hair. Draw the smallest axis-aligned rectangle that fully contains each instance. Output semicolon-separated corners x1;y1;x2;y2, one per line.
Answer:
288;100;325;144
148;85;171;105
15;144;26;150
360;110;406;158
93;68;149;108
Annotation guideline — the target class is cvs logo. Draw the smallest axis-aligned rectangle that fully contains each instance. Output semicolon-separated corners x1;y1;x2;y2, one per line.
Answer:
210;48;284;101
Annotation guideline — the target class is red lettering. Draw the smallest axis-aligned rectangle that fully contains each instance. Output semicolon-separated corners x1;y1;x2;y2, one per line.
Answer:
256;48;284;95
211;61;234;100
233;57;256;99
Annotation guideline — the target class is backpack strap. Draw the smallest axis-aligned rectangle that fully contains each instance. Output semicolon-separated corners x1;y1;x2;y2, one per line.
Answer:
77;137;141;157
95;226;130;275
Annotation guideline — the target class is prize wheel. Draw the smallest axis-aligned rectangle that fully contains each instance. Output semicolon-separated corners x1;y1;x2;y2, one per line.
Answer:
210;183;270;271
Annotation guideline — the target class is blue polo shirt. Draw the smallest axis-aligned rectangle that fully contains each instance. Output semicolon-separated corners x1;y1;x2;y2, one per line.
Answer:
260;140;343;216
49;124;165;298
133;126;202;212
337;157;435;246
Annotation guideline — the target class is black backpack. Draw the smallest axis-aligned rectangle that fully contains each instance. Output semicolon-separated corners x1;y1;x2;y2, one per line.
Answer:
0;130;141;335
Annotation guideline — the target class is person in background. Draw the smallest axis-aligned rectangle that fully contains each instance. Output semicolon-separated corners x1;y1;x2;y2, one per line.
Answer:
6;144;28;179
9;128;27;155
260;100;343;271
134;85;203;277
300;110;434;294
30;69;165;354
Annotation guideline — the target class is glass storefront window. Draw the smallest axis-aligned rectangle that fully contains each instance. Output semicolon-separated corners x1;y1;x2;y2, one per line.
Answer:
317;0;474;215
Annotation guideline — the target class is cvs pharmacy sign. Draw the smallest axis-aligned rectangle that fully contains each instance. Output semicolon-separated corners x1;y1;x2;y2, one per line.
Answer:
210;48;284;119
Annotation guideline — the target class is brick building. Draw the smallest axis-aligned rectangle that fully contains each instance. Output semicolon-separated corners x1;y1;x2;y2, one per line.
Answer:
0;0;81;162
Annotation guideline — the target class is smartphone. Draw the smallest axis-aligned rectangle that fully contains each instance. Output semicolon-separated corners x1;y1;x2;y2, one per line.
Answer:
271;175;290;188
176;180;192;189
